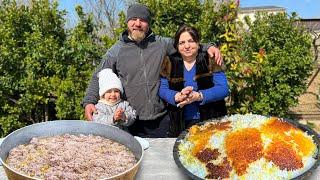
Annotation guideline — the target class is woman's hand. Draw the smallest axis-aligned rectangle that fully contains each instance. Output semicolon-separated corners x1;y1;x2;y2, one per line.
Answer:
175;92;186;103
177;91;202;108
181;86;193;95
175;86;193;103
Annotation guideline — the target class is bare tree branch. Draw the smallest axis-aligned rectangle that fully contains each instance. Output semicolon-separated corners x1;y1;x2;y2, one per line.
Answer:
84;0;128;38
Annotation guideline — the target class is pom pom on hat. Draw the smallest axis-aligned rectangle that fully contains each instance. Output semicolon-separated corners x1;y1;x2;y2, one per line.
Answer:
98;69;123;97
126;4;151;24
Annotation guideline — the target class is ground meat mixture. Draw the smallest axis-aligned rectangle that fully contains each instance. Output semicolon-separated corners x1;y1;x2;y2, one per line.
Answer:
6;134;137;180
196;148;220;163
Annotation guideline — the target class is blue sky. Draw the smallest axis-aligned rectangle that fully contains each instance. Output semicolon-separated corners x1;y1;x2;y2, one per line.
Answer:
59;0;81;13
59;0;320;21
240;0;320;18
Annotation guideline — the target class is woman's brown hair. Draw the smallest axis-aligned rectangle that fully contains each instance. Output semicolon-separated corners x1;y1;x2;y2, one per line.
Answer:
173;24;200;50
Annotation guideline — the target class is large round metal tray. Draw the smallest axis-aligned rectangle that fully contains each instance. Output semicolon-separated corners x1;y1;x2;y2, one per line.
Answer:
0;120;143;180
173;116;320;180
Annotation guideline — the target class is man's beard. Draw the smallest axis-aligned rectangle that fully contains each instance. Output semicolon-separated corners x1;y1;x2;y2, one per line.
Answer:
128;29;146;42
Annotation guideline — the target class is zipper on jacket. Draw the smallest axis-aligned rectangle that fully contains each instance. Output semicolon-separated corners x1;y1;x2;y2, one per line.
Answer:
140;48;150;102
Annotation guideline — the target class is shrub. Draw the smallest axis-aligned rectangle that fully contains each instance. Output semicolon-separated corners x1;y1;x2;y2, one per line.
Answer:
0;1;104;137
221;12;313;117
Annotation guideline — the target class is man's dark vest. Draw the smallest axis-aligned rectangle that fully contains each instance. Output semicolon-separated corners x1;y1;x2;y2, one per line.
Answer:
161;52;227;137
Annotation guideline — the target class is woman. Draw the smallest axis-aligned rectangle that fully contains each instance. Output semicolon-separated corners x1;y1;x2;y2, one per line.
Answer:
159;25;229;137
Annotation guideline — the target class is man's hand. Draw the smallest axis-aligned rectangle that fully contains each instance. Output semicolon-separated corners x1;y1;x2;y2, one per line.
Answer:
207;46;223;66
85;104;96;121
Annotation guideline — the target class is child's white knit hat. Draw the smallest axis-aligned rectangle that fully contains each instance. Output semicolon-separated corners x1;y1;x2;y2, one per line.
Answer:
98;68;123;97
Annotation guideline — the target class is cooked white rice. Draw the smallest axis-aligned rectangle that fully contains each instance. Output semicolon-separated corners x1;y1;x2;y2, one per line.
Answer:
178;114;318;179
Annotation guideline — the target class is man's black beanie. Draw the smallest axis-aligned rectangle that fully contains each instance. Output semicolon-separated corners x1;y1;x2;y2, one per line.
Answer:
126;4;151;24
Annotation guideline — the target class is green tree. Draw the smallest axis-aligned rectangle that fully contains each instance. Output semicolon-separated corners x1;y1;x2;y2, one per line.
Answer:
0;0;67;136
53;5;104;120
0;0;104;137
220;10;313;117
139;0;221;43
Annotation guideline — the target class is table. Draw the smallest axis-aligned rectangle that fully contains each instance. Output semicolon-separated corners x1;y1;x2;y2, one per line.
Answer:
1;138;319;180
136;138;188;180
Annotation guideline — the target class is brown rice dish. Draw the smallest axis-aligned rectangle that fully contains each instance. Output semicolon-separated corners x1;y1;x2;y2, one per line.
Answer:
6;134;136;179
177;114;318;179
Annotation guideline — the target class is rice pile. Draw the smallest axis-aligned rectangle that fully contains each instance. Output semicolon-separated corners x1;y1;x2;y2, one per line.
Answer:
6;134;137;180
178;114;318;179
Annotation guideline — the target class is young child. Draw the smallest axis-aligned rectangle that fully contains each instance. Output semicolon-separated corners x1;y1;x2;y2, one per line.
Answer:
92;68;136;129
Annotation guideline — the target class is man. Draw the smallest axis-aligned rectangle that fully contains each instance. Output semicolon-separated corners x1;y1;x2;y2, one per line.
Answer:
82;4;223;138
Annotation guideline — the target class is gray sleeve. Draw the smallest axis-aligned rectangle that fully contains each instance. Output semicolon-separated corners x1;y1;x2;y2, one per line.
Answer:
117;101;136;126
200;42;217;52
92;103;115;125
159;36;176;56
81;43;121;107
